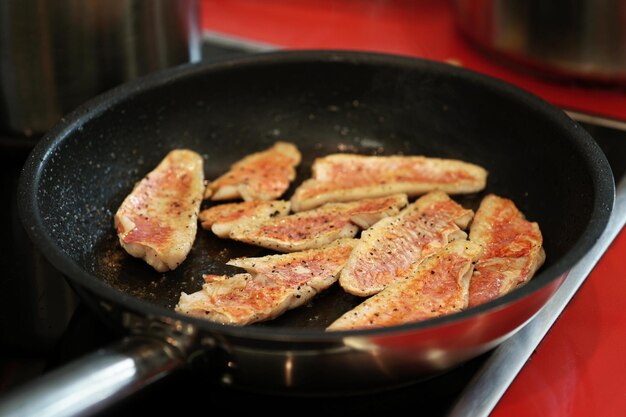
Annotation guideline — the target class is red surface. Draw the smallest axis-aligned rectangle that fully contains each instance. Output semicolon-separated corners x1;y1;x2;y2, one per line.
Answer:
200;1;626;415
200;0;626;121
492;230;626;417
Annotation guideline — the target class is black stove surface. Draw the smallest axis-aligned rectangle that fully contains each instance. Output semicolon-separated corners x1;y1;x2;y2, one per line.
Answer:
2;42;626;416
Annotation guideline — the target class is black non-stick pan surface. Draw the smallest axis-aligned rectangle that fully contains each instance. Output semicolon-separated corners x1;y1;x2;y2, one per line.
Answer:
13;51;614;408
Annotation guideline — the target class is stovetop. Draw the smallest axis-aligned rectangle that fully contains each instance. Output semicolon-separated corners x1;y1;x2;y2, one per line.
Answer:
1;118;625;416
2;38;626;416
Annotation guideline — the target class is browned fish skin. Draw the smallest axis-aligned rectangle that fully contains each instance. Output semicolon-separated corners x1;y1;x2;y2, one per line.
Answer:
468;194;545;308
206;141;301;201
291;154;487;211
114;149;204;272
229;194;408;252
339;191;474;297
198;200;290;238
227;238;358;288
327;240;482;331
175;239;358;325
176;273;295;325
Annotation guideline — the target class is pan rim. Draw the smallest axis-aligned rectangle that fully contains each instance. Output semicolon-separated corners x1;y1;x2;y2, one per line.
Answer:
18;49;615;342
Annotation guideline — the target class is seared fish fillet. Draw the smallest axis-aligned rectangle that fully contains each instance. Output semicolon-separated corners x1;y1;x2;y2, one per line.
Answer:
468;194;545;307
328;240;482;331
206;141;301;201
229;194;408;252
199;200;290;238
175;239;358;325
291;154;487;211
339;191;474;296
114;149;204;272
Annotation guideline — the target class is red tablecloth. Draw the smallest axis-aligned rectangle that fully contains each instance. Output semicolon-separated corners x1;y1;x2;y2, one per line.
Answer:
201;0;626;121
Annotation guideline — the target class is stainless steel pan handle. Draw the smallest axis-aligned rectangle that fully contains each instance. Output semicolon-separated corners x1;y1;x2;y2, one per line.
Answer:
0;336;185;417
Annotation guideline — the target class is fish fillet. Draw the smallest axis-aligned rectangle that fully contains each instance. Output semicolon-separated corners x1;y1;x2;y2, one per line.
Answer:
114;149;204;272
206;141;301;201
229;194;408;252
199;200;290;238
339;191;474;297
175;239;358;325
327;240;483;331
291;153;487;211
468;194;545;307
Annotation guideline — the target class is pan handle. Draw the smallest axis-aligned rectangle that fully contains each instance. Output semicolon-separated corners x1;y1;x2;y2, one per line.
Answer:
0;336;186;417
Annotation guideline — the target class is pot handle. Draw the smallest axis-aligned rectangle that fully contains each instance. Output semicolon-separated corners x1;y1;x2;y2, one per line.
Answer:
0;336;186;417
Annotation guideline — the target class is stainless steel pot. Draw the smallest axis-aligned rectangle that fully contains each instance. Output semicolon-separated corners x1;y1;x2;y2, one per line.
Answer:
0;0;201;137
452;0;626;83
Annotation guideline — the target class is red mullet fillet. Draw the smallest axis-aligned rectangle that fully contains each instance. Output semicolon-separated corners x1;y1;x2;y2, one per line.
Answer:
328;240;482;331
291;154;487;212
228;194;408;252
206;141;301;201
176;239;358;325
339;191;474;296
115;149;204;272
468;194;545;307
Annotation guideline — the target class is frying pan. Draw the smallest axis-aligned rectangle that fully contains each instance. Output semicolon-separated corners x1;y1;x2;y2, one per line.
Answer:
6;50;613;416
